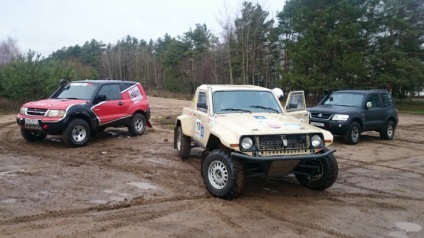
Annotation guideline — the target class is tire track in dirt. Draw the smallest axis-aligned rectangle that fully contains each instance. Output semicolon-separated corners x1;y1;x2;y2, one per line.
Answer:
0;195;207;230
0;123;204;195
235;199;355;238
337;155;424;177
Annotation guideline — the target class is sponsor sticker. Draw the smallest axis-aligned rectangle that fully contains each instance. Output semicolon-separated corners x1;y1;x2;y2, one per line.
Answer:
196;119;204;138
128;86;143;103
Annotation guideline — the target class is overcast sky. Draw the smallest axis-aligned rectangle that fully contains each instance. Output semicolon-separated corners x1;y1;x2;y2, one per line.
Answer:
2;0;284;57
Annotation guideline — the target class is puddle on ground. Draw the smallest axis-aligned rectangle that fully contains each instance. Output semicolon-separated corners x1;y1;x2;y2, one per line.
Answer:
1;199;17;204
396;222;422;232
128;181;157;190
90;200;108;204
388;221;422;238
0;169;25;176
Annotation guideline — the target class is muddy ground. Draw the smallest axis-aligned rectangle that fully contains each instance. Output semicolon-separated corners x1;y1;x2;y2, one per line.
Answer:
0;96;423;238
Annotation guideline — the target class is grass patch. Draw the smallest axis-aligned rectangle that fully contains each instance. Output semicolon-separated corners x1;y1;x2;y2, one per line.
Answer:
152;114;179;130
396;99;424;114
0;98;22;115
146;88;192;100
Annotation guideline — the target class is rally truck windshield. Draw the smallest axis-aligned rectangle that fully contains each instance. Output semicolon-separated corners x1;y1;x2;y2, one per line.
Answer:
213;90;282;114
55;82;98;100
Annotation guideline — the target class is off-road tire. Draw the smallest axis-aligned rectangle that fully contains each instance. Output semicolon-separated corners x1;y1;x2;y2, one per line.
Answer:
21;128;47;142
176;126;191;159
295;153;338;191
202;149;245;199
128;113;146;136
62;118;91;147
343;121;361;144
380;120;395;140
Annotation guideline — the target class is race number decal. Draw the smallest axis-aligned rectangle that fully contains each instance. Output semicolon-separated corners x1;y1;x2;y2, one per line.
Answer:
128;86;143;103
195;119;204;138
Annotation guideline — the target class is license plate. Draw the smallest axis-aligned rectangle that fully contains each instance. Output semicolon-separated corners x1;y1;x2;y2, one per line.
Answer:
310;122;324;127
25;118;39;125
25;118;41;129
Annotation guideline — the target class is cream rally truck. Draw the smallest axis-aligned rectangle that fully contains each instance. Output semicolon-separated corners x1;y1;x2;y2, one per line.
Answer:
174;84;338;199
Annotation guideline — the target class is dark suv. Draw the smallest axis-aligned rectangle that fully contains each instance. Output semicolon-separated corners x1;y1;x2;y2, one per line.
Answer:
16;79;151;147
307;89;398;144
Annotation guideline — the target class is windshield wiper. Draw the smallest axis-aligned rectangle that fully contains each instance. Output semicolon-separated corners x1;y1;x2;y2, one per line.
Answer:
222;108;252;113
250;105;279;113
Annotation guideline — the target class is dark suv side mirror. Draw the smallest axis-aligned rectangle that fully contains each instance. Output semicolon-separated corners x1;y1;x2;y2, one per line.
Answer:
366;102;372;109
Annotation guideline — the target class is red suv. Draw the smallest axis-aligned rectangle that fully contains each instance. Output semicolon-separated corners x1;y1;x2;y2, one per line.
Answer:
16;79;151;147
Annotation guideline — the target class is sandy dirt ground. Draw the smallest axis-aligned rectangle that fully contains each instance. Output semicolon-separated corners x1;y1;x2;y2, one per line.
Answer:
0;96;423;238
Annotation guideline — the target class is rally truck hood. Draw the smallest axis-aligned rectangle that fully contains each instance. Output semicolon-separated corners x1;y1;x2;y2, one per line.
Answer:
208;113;334;147
212;113;318;134
22;98;89;110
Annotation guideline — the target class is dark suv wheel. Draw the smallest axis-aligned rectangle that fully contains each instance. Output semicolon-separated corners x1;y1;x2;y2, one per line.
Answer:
380;120;395;140
344;122;361;144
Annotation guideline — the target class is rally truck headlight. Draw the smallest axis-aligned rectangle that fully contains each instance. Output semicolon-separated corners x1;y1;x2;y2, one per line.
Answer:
19;107;27;115
46;109;66;118
332;114;349;121
241;137;253;150
311;135;323;148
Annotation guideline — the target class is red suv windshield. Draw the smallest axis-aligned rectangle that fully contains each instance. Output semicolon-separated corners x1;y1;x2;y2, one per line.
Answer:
56;82;98;100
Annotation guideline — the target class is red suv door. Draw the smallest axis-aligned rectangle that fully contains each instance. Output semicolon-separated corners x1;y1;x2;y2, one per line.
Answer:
92;83;130;125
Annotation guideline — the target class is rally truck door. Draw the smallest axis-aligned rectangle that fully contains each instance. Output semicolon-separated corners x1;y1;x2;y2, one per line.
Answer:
285;91;309;124
192;90;210;147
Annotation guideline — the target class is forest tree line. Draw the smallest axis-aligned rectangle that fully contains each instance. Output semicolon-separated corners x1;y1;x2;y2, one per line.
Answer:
0;0;423;102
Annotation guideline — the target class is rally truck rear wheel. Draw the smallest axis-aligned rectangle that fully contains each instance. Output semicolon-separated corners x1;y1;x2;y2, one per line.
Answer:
202;149;245;199
295;153;338;191
128;113;146;136
176;126;191;159
62;118;91;147
21;128;47;142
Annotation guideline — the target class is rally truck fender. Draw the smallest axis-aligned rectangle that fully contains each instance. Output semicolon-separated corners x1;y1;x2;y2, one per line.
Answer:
174;108;194;149
206;121;244;151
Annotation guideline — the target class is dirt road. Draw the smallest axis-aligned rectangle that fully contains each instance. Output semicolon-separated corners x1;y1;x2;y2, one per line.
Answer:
0;96;423;238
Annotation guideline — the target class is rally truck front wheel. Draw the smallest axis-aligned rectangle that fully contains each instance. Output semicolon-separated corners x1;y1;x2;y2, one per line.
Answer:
21;128;47;142
128;113;147;136
202;149;245;199
62;118;91;147
176;126;191;159
295;153;338;191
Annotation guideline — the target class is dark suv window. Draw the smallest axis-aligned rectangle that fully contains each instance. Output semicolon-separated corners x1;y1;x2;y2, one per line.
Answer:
381;93;394;107
367;93;382;107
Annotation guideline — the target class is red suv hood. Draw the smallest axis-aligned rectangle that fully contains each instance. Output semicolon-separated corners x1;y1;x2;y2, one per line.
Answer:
22;98;89;110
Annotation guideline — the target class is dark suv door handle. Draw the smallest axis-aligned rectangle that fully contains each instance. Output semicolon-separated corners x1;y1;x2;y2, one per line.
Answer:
118;102;124;106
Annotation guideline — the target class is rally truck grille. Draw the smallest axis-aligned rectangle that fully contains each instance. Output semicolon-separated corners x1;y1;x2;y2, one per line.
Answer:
255;134;311;156
26;108;48;116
